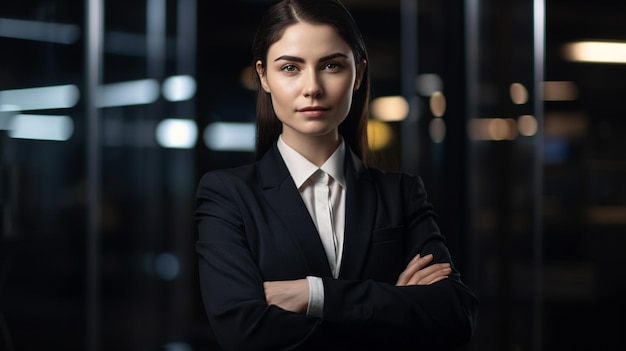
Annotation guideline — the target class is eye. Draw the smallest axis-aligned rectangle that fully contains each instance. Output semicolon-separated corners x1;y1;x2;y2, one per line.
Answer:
280;64;298;73
322;62;343;71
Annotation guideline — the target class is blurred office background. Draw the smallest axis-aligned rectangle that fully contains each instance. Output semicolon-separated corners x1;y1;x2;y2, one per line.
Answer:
1;0;625;350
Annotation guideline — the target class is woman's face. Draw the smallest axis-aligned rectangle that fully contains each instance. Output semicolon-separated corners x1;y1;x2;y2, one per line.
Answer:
257;22;365;145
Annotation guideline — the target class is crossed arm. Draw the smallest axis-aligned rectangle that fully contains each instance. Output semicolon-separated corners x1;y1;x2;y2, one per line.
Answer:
264;253;451;313
196;170;478;350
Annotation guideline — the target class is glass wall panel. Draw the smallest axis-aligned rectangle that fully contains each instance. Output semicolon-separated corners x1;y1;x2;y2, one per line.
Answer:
1;0;203;349
463;0;543;350
97;0;199;348
543;0;626;349
0;2;87;349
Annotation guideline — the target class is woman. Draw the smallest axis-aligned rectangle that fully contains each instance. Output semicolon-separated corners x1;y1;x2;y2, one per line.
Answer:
195;0;478;350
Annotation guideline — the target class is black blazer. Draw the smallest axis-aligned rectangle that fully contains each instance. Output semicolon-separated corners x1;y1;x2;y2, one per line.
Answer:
195;144;478;351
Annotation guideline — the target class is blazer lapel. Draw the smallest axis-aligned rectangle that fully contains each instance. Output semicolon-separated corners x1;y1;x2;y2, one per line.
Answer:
257;145;333;277
338;149;377;279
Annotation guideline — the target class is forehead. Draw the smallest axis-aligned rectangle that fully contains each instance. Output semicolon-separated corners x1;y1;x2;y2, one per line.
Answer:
268;22;353;59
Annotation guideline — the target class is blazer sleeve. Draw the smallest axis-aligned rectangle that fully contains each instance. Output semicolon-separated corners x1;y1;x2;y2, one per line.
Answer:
320;174;479;350
195;170;320;351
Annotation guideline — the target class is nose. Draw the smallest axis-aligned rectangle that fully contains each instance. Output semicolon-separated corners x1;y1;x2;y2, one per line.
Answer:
302;70;323;98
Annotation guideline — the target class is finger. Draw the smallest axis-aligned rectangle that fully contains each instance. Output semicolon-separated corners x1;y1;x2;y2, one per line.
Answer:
426;275;449;285
396;254;434;286
407;264;451;285
421;266;451;285
397;254;432;285
396;254;420;286
404;262;449;285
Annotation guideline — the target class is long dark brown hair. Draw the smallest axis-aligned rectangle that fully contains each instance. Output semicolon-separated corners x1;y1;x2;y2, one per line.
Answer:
252;0;371;163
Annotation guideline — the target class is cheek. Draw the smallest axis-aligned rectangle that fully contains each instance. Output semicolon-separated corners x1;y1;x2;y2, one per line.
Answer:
331;80;356;106
268;77;297;102
268;84;294;121
269;87;289;112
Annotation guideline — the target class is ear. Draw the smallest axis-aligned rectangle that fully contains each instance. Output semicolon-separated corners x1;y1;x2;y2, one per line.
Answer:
256;60;271;93
354;59;367;91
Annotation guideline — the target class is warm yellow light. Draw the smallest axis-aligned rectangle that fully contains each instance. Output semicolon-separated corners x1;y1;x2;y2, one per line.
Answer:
510;83;528;104
542;81;578;101
367;119;393;151
488;119;510;140
429;118;446;143
563;41;626;64
429;91;446;117
370;96;409;122
518;115;538;136
469;118;517;141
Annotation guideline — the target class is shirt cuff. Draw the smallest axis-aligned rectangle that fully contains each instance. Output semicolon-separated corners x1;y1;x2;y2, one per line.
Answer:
306;276;324;318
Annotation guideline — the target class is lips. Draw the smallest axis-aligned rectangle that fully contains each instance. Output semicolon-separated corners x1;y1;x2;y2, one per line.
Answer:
298;106;330;118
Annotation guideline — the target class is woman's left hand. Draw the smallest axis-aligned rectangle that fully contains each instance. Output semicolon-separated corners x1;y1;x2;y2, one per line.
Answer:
396;253;451;286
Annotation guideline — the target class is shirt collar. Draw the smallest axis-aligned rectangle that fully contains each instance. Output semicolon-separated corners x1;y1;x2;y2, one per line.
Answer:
276;135;346;189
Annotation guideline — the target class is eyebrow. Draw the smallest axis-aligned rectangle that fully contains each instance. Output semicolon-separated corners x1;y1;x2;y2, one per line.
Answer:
273;53;350;63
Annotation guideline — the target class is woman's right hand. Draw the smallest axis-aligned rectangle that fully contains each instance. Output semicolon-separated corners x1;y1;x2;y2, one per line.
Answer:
396;253;451;286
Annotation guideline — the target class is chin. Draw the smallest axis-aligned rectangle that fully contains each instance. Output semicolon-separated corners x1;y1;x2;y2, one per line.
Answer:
306;127;337;136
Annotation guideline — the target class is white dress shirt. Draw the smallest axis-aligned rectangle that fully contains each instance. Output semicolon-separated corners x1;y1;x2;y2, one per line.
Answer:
276;135;346;317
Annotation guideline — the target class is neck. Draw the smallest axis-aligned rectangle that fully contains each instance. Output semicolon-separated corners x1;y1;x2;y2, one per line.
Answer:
281;132;340;167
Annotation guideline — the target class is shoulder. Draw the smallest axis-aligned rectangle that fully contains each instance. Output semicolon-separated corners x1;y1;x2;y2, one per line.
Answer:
197;146;290;196
346;146;423;188
360;167;433;216
358;166;431;206
363;166;424;189
200;163;257;180
197;163;258;192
